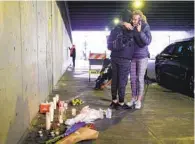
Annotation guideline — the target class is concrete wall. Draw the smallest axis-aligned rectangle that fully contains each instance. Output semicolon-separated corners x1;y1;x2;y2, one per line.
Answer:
0;1;71;144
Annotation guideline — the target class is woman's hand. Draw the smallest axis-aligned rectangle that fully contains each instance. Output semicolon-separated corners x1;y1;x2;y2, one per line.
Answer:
137;21;142;32
123;22;134;30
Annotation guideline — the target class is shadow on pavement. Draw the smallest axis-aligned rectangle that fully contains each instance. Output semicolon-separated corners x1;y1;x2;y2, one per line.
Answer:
160;78;193;98
145;74;193;98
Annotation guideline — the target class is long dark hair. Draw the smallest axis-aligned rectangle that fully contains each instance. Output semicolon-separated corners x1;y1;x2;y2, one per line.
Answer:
120;9;132;22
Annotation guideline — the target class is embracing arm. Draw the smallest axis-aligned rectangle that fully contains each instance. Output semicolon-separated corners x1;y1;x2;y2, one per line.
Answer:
121;22;134;30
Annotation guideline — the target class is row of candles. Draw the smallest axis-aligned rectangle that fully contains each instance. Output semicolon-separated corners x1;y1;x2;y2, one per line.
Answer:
45;94;77;131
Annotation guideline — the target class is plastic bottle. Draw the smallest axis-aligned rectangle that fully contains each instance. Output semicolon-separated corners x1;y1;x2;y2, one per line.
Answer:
106;108;112;119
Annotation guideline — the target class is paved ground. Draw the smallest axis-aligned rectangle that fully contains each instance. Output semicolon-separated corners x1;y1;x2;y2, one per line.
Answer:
22;61;194;144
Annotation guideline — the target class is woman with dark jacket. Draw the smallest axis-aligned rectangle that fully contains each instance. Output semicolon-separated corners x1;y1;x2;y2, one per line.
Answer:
109;9;135;110
123;10;152;109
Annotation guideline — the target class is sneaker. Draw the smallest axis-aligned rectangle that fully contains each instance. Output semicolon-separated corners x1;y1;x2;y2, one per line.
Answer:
127;99;136;107
117;103;132;110
109;102;118;109
135;101;142;109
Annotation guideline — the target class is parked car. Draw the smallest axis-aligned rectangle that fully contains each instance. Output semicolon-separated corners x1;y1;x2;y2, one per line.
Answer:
155;37;194;93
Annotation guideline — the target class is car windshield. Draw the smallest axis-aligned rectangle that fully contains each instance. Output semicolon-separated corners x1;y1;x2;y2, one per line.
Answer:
161;44;175;55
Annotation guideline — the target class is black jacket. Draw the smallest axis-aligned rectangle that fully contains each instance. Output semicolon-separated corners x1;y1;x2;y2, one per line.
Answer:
110;26;135;60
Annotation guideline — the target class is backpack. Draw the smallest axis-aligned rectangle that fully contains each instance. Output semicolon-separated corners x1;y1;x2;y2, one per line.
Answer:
107;25;131;52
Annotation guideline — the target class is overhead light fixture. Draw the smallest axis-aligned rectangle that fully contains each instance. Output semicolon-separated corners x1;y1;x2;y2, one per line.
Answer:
113;18;120;25
133;0;144;9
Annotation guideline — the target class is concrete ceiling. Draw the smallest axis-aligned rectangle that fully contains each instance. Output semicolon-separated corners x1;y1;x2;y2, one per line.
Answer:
67;1;194;31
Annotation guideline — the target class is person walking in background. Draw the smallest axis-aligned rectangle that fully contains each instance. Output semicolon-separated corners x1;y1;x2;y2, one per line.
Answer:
69;44;76;67
124;10;152;109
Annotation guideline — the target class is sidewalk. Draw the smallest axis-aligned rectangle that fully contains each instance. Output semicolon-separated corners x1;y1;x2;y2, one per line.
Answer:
23;62;194;144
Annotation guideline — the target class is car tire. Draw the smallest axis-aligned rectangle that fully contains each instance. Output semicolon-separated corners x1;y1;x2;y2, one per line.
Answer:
156;68;163;84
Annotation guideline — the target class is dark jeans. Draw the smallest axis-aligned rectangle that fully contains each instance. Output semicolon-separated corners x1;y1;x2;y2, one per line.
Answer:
72;56;75;67
111;57;130;103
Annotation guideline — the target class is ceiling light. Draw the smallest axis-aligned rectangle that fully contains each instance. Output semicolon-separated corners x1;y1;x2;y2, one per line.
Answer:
133;0;143;9
113;18;120;25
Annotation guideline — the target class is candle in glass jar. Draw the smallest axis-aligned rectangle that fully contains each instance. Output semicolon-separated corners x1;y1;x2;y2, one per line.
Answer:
72;108;76;116
46;112;51;130
55;94;59;103
64;102;68;110
53;97;56;109
58;108;64;124
49;102;54;122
